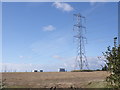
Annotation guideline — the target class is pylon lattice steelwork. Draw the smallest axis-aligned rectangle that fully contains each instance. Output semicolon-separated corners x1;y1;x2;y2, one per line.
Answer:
73;13;89;70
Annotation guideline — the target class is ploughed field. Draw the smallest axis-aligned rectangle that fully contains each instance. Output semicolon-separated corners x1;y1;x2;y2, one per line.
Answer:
2;71;109;88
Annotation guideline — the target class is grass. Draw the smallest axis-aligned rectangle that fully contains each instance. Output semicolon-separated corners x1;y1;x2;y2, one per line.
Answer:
3;80;114;88
7;86;27;88
85;81;113;88
86;81;107;88
6;81;111;88
2;71;109;88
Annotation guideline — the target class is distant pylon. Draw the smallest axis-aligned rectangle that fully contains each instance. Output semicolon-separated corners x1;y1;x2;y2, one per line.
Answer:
73;13;89;70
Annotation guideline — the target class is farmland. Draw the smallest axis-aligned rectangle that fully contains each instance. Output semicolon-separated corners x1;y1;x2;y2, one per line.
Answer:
2;71;109;88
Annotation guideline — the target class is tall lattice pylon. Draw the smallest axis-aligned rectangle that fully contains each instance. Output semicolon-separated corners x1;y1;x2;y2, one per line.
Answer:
73;13;89;70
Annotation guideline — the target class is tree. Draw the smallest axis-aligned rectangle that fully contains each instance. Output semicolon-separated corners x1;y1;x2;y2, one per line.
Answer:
103;37;120;87
101;64;108;71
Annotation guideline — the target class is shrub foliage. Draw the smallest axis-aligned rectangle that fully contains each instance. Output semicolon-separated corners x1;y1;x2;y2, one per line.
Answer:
103;37;120;87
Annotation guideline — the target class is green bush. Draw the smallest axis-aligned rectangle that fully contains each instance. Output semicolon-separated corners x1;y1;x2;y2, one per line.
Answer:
103;37;120;88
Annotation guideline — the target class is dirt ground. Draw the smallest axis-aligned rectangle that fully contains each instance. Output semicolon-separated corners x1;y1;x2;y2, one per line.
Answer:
2;71;109;88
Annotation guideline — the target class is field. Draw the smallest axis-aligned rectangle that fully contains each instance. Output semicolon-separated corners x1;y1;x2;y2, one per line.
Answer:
2;71;109;88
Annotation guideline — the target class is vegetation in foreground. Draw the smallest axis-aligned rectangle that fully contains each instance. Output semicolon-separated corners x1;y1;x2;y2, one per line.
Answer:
103;37;120;88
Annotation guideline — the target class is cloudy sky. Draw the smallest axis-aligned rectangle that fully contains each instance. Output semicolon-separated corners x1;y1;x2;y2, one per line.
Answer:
2;2;118;72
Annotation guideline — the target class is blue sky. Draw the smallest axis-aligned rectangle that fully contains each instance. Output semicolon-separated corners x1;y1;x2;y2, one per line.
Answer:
2;2;118;72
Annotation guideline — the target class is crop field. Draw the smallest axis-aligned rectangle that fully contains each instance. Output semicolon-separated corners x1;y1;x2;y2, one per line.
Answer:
2;71;109;88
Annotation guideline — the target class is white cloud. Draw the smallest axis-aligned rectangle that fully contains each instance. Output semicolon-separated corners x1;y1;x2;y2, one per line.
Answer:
83;2;105;17
42;25;56;31
0;63;71;72
52;55;64;60
1;55;106;72
19;55;24;59
1;63;44;72
52;55;106;70
53;2;74;12
63;63;67;67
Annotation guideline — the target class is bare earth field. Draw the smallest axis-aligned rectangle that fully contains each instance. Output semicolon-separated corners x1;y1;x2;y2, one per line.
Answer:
2;71;109;88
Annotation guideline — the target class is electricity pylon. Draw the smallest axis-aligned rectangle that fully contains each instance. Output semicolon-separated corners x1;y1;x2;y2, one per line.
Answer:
73;13;89;70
